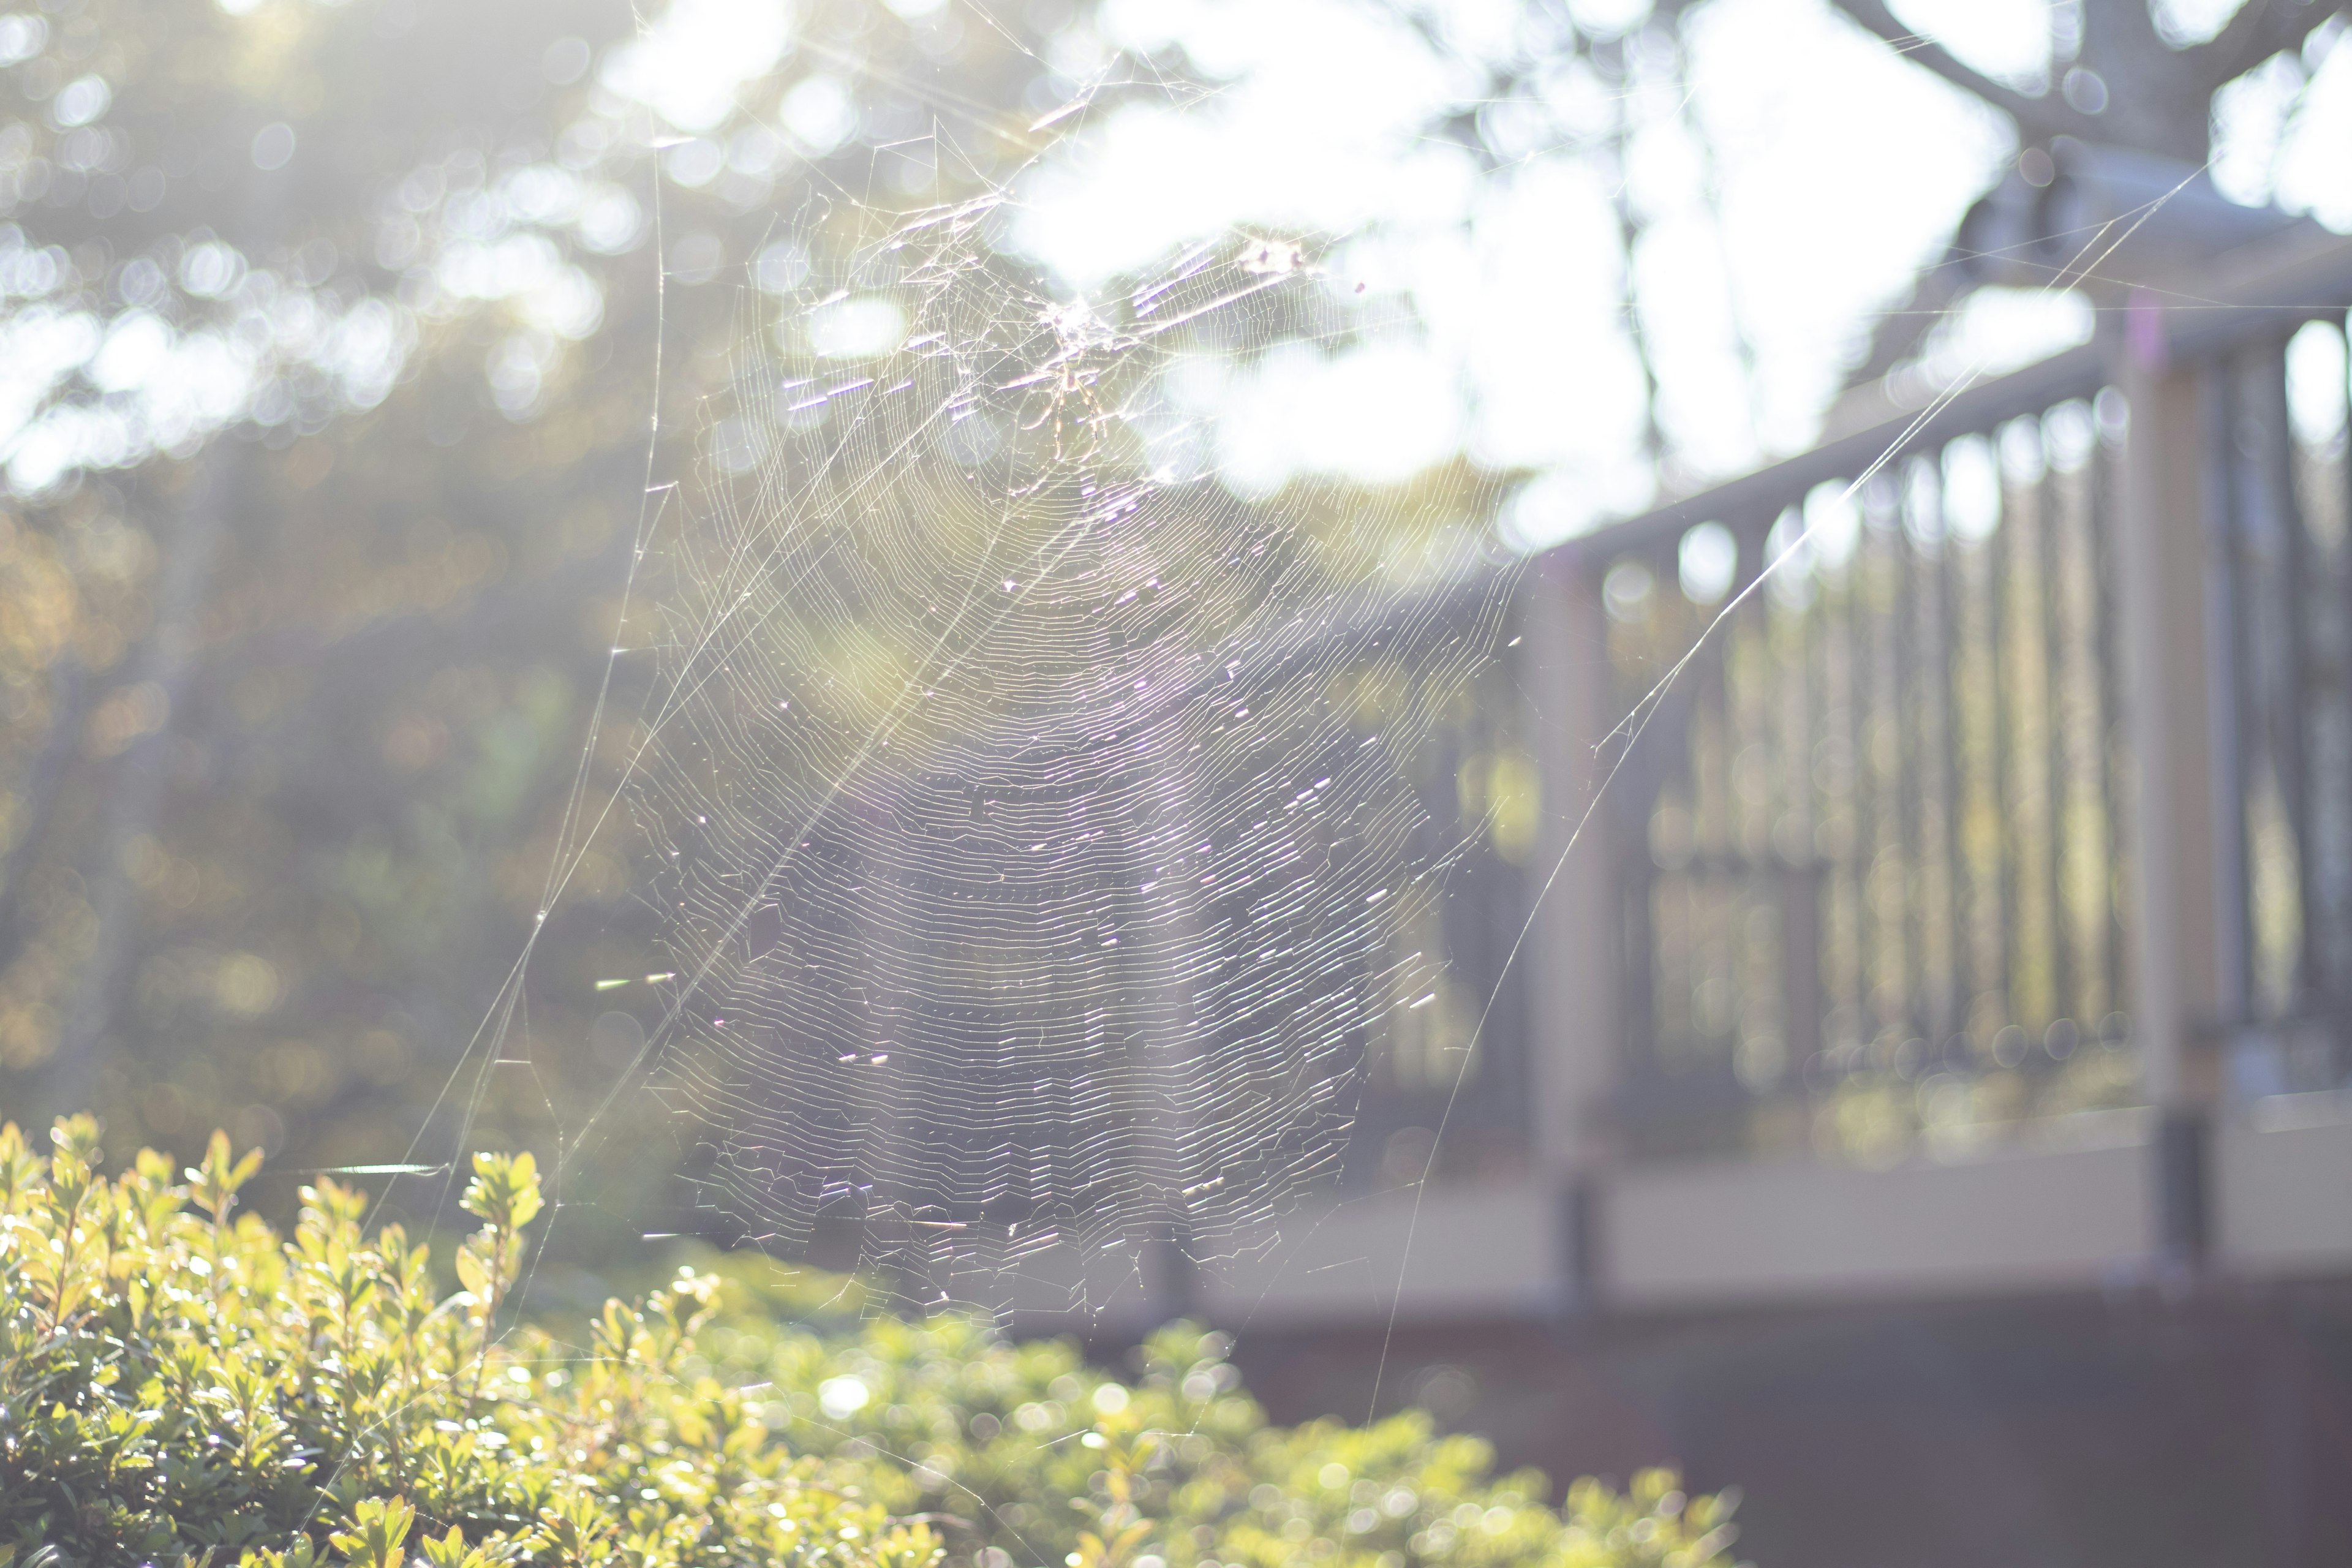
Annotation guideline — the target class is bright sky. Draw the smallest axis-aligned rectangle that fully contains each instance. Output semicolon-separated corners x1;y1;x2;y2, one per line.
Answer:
1006;0;2012;540
9;0;2350;520
1000;0;2352;546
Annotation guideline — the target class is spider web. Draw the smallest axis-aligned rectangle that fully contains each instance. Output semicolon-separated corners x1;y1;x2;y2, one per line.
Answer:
586;187;1520;1311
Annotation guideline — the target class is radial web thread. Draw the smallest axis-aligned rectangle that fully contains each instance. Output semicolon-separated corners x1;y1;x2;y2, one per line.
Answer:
626;198;1517;1310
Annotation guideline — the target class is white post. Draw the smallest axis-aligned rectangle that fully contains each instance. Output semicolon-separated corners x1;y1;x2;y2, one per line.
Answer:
1521;553;1623;1310
2113;312;2229;1268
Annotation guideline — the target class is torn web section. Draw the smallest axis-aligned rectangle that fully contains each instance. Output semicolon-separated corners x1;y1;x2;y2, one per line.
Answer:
631;200;1517;1313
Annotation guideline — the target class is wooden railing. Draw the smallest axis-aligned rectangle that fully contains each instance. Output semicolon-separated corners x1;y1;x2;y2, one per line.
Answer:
1522;226;2352;1211
1018;229;2352;1330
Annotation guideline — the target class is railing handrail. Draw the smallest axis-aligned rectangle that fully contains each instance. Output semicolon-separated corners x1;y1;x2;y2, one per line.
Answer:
1556;229;2352;570
1566;344;2104;565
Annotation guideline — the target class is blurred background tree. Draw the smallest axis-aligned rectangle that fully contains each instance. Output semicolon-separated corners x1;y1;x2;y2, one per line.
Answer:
0;0;1068;1237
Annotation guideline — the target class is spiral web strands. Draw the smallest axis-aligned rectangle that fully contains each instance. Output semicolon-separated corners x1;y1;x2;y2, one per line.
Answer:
622;198;1517;1310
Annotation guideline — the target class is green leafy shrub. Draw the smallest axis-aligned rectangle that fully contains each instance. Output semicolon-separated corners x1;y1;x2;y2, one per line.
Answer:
0;1118;936;1566
0;1119;1741;1568
663;1273;1739;1568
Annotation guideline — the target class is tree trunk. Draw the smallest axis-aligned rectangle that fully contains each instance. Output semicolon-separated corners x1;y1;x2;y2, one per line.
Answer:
1826;0;2346;167
42;441;242;1115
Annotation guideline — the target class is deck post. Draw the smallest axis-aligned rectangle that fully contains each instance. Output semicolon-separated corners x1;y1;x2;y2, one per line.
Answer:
1521;552;1623;1313
2112;300;2231;1272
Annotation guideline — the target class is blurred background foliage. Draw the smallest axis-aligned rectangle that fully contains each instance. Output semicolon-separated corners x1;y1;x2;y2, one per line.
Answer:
0;0;1556;1244
0;0;1074;1223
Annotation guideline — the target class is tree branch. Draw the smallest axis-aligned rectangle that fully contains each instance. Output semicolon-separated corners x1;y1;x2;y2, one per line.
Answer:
2192;0;2348;91
1824;0;2098;143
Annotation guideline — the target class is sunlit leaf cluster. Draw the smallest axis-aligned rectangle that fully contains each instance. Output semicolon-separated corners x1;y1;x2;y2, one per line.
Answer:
0;1119;940;1566
600;1261;1745;1568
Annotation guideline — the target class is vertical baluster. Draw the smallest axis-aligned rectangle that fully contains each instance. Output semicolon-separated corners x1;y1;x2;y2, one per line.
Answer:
2337;315;2352;1072
2255;341;2320;1025
2226;345;2306;1030
2214;355;2256;1029
2062;404;2110;1035
2040;417;2073;1049
2000;417;2052;1046
1936;453;1972;1064
2296;316;2352;1062
1903;456;1949;1050
1899;464;1936;1050
1692;568;1731;1084
1728;547;1781;1128
1825;491;1865;1085
1611;555;1662;1133
1864;478;1910;1058
2089;388;2132;1044
1988;431;2018;1050
1770;507;1823;1113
